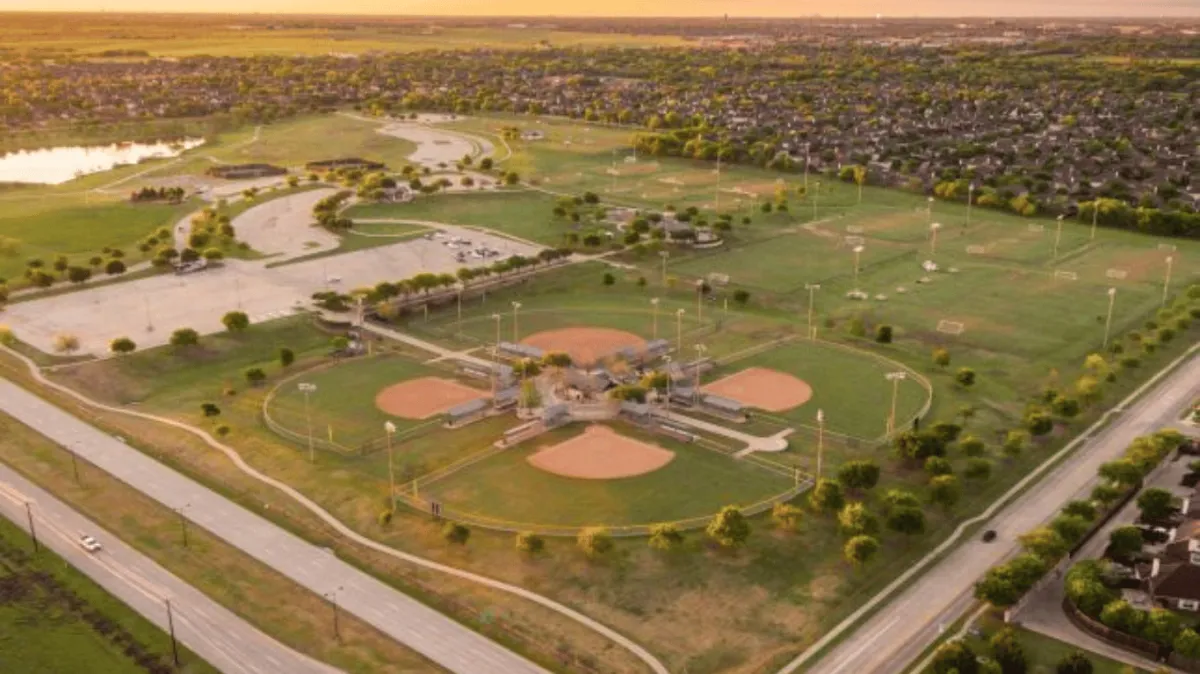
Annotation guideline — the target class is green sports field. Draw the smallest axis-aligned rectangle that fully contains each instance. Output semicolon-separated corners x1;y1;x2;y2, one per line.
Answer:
420;423;795;529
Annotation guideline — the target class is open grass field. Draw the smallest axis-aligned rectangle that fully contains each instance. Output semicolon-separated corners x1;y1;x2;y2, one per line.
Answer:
0;513;216;674
422;422;795;528
0;193;195;283
0;16;691;58
346;190;568;245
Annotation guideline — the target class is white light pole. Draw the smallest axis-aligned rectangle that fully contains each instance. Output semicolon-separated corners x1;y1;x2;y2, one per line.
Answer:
803;142;810;191
675;308;686;352
930;222;943;257
695;280;704;322
1053;215;1064;259
659;250;670;286
692;344;707;404
852;245;864;290
805;283;821;340
490;313;501;357
815;409;825;481
813;180;821;221
885;372;907;435
663;355;673;412
1102;287;1117;350
650;298;660;340
927;196;935;225
384;421;397;510
1090;199;1100;240
510;301;521;343
455;282;464;335
298;382;317;463
966;184;975;227
1162;256;1174;307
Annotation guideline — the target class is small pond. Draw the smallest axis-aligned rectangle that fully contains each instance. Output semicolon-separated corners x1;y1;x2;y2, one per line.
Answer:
0;138;205;185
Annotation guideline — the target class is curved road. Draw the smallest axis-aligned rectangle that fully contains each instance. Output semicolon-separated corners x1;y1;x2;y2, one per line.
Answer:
785;347;1200;674
0;377;549;674
0;462;340;674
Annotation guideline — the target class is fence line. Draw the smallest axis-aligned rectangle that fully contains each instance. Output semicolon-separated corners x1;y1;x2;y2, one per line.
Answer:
398;481;813;538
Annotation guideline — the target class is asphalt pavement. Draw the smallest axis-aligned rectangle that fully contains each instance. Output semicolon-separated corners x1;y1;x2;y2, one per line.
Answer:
789;350;1200;674
0;377;549;674
0;461;340;674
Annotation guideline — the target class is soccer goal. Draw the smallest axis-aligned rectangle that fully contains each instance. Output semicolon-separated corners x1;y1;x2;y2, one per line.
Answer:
845;225;865;234
936;320;965;335
966;245;987;255
1027;223;1045;233
844;235;866;246
1158;243;1177;252
1106;268;1128;280
1053;270;1079;281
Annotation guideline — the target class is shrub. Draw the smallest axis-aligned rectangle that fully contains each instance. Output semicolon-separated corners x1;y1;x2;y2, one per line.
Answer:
843;535;879;566
770;502;803;530
837;460;880;491
924;456;954;476
964;458;992;480
244;367;267;386
838;502;879;536
577;527;613;558
442;522;470;545
109;336;137;354
515;531;544;555
875;324;893;343
170;328;199;347
808;479;845;513
706;506;750;548
648;524;684;550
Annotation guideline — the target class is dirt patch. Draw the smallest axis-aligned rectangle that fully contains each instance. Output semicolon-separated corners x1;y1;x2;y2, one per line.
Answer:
527;425;674;479
522;327;646;366
374;377;485;419
703;367;813;412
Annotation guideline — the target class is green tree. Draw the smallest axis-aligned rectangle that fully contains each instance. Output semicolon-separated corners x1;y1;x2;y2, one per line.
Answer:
875;325;893;343
442;522;470;545
771;502;803;530
928;475;961;509
964;458;992;481
169;326;199;345
838;502;878;536
200;402;221;417
843;535;879;566
1025;409;1054;436
1098;458;1142;486
53;333;80;354
244;367;267;386
109;336;137;354
1137;487;1176;522
959;435;986;457
67;266;92;283
893;429;946;462
1173;629;1200;660
955;367;976;387
515;531;545;555
924;456;953;476
1100;600;1146;636
837;460;880;491
929;640;979;674
886;506;926;536
602;272;616;285
733;289;750;305
279;347;295;367
1019;527;1067;559
932;347;951;368
105;259;127;275
808;479;845;513
1143;608;1182;646
1055;651;1093;674
989;628;1028;674
576;527;613;559
1061;500;1096;521
648;523;684;551
222;311;250;332
1050;514;1091;544
1003;430;1028;457
706;506;750;548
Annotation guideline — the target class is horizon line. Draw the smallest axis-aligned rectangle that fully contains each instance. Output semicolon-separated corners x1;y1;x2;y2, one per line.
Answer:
2;9;1198;20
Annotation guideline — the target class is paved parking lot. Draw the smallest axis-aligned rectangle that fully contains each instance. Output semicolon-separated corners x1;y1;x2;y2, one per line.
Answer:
4;192;539;355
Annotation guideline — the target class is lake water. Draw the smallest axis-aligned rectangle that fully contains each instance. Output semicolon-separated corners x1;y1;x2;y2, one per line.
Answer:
0;138;205;185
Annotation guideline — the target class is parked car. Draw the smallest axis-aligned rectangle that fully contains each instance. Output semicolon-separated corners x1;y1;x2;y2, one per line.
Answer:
79;534;102;553
981;530;997;543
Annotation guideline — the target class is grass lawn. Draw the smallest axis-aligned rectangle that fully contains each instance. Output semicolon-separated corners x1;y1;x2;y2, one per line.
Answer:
425;422;795;528
962;616;1148;674
0;514;216;674
346;190;569;245
0;194;195;284
195;115;418;170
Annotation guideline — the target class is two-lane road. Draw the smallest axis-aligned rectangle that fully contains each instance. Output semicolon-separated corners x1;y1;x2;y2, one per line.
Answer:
790;351;1200;674
0;462;339;674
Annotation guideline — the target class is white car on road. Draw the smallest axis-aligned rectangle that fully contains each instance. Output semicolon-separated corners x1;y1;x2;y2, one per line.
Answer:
79;534;102;553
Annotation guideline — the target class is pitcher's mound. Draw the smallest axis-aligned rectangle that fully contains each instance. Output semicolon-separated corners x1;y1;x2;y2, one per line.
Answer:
522;327;645;366
703;367;813;412
528;425;674;480
375;377;485;419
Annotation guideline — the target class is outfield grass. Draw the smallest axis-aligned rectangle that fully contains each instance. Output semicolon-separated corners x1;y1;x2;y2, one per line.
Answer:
0;514;215;674
425;422;794;528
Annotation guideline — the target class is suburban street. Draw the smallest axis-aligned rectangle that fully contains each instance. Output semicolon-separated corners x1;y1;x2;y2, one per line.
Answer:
0;377;549;674
791;351;1200;674
0;461;339;674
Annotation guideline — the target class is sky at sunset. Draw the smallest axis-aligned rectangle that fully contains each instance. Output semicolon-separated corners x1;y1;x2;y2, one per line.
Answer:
7;0;1200;16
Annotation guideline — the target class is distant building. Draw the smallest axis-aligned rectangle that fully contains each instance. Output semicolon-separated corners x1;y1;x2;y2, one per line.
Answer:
305;157;386;172
205;163;286;180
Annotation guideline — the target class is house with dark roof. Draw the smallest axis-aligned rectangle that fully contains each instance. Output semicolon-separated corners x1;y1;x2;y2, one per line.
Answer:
1146;508;1200;613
